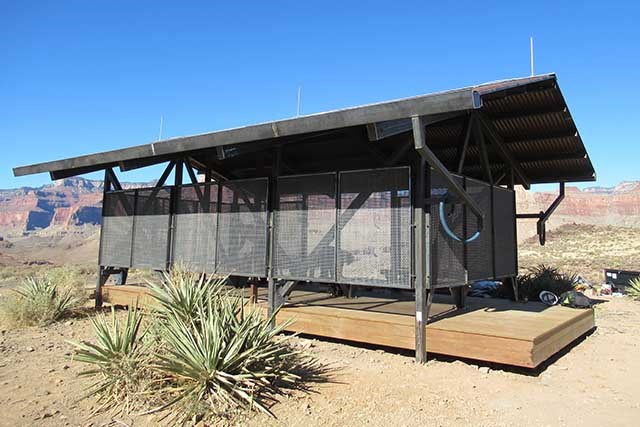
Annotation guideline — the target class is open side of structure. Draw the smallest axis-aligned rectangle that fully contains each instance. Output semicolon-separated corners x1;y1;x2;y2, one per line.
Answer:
14;73;596;364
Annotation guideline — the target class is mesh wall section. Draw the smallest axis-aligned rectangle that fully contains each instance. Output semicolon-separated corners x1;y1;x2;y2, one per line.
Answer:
493;187;517;278
429;173;466;288
337;167;411;288
131;188;171;270
274;173;337;281
466;178;494;281
172;183;218;272
216;178;268;276
99;191;135;268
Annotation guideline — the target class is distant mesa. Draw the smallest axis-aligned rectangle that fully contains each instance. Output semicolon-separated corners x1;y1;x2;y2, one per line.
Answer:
0;177;152;233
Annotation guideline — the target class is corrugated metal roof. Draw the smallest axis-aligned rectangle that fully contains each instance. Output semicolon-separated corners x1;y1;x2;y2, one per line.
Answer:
13;73;595;184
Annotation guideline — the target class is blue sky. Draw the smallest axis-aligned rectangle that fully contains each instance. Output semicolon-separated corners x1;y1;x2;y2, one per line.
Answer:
2;0;639;190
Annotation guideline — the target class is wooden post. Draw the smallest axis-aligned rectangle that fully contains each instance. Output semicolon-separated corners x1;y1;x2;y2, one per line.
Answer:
508;169;519;301
267;146;282;322
95;169;112;309
167;159;183;269
414;156;428;363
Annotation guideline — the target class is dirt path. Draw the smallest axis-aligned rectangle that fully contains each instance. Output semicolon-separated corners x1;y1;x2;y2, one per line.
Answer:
1;297;639;427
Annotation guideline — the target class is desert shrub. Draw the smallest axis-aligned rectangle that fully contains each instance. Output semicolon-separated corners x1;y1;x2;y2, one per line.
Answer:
516;264;577;302
71;271;324;423
46;266;91;302
627;277;640;300
1;275;79;327
69;307;153;414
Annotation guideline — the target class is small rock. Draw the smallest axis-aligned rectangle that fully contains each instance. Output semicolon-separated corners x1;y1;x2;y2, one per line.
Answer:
478;367;490;374
64;321;73;326
63;365;70;370
26;347;35;352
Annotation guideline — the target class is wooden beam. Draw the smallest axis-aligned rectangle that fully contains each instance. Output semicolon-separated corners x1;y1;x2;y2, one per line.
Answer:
456;114;474;174
15;87;479;178
412;116;485;221
477;112;531;189
154;161;176;187
184;157;206;208
473;118;494;184
105;168;123;191
367;112;467;142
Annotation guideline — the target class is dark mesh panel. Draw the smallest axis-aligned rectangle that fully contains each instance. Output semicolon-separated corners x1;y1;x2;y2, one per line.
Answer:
338;167;411;288
131;188;171;270
172;184;218;272
274;173;337;281
429;173;466;288
493;187;517;278
99;191;135;268
216;178;268;276
466;178;494;281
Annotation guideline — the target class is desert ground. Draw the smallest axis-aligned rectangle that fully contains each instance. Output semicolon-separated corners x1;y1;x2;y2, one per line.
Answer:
0;297;638;427
0;224;639;426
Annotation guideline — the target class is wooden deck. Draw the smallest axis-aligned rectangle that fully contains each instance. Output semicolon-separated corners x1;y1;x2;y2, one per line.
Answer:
101;285;595;368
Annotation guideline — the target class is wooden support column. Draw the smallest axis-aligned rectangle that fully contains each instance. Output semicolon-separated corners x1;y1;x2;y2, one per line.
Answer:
167;159;184;268
414;157;428;363
95;168;112;309
412;116;432;364
267;146;282;322
508;170;519;301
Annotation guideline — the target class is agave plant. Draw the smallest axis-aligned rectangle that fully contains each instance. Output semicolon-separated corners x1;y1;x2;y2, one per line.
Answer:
70;308;149;413
149;290;300;420
627;277;640;300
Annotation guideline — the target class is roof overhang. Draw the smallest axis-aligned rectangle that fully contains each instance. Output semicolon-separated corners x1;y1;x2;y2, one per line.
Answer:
13;73;595;185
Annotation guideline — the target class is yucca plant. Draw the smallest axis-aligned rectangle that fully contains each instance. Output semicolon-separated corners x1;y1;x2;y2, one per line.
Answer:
627;277;640;300
146;269;227;323
1;275;78;327
69;307;150;414
149;297;300;421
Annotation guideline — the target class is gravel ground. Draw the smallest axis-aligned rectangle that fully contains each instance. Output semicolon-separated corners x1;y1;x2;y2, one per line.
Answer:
0;296;639;426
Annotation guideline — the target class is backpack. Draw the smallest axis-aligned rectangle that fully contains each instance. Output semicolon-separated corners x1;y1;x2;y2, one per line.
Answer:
559;290;593;309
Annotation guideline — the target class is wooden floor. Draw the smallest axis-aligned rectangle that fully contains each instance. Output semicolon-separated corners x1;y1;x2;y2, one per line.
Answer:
101;285;595;368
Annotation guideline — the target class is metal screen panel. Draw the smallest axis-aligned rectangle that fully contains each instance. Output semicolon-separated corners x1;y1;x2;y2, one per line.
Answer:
216;178;268;276
131;188;171;270
172;183;218;272
338;167;411;288
99;191;135;268
274;173;337;281
466;178;494;281
493;187;517;278
429;173;466;288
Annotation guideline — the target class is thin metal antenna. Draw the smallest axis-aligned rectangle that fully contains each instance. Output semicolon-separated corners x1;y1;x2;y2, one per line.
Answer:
530;37;535;76
296;86;302;117
158;115;164;141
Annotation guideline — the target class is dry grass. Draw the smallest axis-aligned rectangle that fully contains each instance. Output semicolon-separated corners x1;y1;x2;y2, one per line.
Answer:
519;224;640;285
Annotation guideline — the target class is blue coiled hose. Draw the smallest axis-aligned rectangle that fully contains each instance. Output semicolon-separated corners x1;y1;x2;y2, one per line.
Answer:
438;201;481;243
